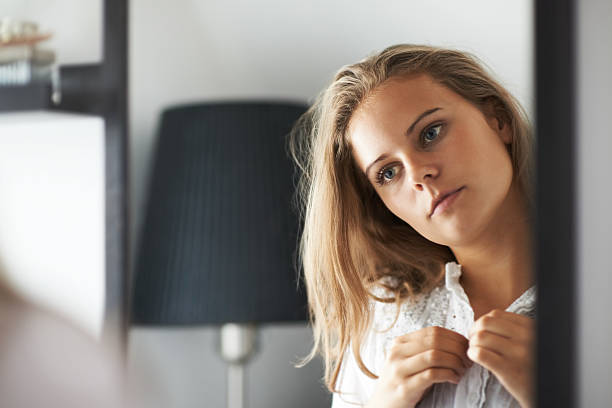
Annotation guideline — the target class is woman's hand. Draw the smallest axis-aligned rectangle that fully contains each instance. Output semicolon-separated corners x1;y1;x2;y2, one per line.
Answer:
467;309;535;408
366;326;472;408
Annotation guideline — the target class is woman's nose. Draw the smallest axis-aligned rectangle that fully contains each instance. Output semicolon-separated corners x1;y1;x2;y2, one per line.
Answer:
403;155;439;190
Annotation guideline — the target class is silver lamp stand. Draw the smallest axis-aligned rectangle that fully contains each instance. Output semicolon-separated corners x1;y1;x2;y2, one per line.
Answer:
220;323;257;408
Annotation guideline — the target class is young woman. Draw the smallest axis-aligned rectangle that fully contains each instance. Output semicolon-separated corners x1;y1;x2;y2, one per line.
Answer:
290;44;536;408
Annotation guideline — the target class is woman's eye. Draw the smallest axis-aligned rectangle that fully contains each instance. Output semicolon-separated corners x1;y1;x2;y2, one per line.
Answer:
383;167;397;180
375;165;399;185
422;123;443;144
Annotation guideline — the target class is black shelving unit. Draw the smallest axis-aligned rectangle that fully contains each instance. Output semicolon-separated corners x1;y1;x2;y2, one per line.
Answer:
0;83;51;111
0;0;129;352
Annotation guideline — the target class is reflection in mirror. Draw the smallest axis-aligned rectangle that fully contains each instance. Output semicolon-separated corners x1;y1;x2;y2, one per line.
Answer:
128;1;533;407
290;44;535;408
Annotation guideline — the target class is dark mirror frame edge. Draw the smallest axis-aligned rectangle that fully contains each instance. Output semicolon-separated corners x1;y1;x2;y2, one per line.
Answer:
535;0;576;407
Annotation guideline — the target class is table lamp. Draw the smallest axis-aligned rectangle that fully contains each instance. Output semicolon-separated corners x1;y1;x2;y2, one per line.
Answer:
131;102;309;408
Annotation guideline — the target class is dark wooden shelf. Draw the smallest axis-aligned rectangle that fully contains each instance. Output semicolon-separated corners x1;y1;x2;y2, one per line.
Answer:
0;83;52;112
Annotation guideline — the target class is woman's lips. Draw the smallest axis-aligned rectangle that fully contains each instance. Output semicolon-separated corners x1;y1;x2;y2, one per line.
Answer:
431;187;465;217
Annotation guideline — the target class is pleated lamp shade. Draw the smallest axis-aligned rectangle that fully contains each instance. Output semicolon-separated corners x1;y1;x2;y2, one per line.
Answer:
131;102;309;326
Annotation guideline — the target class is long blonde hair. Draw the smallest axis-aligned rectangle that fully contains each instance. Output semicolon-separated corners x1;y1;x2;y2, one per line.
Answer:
289;44;534;392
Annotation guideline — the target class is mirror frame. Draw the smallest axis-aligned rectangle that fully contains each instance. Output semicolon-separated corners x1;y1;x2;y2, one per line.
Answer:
535;0;575;406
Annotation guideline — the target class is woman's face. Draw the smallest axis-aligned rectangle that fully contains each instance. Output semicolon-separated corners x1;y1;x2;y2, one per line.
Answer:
348;73;514;247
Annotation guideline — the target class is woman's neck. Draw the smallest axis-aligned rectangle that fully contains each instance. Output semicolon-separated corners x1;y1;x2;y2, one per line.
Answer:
451;182;535;316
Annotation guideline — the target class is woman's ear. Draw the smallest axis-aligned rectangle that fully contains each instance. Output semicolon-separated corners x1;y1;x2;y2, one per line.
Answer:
483;97;512;145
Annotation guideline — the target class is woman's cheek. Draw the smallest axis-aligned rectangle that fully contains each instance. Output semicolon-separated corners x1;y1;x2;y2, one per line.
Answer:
386;198;410;223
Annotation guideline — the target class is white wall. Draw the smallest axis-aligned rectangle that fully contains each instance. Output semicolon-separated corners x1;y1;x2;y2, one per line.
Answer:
577;0;612;406
1;0;103;65
128;1;533;407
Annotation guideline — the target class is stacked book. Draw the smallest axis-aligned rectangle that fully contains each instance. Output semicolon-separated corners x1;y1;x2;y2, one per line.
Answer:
0;18;55;86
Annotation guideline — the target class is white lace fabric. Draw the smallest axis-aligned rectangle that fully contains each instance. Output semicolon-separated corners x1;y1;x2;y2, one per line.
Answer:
332;261;537;408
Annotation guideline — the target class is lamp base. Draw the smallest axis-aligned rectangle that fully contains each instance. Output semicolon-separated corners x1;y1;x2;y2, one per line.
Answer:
219;323;257;408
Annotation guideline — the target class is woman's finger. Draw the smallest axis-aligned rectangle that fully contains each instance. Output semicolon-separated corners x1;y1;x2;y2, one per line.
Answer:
392;349;468;379
468;329;528;360
469;310;533;342
393;326;469;358
395;325;469;348
389;327;471;368
488;309;534;326
405;367;462;392
467;345;507;374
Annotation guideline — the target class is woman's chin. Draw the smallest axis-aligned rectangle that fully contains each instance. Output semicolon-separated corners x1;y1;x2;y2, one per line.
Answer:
427;218;482;247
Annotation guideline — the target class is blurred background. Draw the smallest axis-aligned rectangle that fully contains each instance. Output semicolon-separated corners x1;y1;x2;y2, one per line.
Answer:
4;1;610;408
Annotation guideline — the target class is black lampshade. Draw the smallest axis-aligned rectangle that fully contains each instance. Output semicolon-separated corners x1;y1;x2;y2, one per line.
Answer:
131;102;309;326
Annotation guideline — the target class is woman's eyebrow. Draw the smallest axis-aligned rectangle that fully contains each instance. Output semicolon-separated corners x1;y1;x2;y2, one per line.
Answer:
365;153;390;178
407;107;443;136
364;107;443;178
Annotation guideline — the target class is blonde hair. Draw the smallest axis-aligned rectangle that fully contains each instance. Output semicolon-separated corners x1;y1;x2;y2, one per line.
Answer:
289;44;534;392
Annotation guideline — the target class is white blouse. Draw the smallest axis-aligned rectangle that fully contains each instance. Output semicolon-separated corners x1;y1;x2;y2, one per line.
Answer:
332;261;537;408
